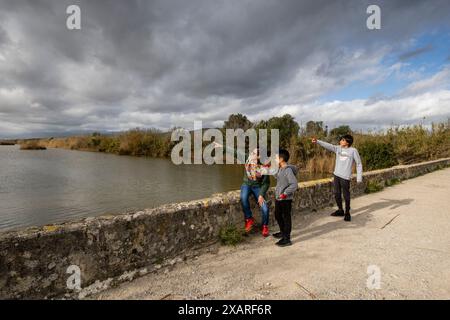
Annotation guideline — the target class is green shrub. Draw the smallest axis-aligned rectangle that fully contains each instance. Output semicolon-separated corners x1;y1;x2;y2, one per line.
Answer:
219;224;244;246
387;124;450;164
358;141;398;170
98;137;120;153
365;180;384;193
385;178;401;187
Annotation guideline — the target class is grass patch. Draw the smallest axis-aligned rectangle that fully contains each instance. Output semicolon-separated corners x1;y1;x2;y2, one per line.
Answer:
365;180;384;194
219;224;244;246
153;256;164;265
436;164;450;170
410;171;425;178
385;178;401;187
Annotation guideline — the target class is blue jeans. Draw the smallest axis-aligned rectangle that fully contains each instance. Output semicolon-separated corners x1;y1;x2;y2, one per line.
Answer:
240;184;269;226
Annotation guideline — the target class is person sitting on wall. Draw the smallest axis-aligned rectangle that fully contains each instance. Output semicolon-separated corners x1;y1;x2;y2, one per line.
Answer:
213;142;272;237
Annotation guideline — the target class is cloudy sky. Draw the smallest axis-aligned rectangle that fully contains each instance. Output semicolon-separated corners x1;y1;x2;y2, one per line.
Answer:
1;0;450;138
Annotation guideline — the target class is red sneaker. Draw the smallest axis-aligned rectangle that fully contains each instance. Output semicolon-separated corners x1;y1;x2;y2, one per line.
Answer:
262;225;269;237
244;217;255;233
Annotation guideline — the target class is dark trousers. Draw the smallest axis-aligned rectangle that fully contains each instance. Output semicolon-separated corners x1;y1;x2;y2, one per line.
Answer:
275;200;292;240
333;174;351;213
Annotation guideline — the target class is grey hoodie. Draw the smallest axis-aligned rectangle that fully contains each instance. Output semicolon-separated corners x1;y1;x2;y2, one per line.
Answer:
275;164;298;200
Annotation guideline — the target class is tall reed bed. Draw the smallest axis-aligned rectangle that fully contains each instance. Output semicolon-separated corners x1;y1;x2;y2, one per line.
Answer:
36;129;172;158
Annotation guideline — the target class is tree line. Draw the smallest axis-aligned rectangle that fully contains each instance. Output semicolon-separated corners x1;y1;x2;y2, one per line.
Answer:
26;113;450;173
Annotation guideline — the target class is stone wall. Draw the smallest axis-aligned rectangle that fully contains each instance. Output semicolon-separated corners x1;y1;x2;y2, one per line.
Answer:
1;158;449;299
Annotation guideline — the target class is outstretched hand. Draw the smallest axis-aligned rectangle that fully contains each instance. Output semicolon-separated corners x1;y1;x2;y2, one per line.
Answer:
212;141;223;148
311;137;318;144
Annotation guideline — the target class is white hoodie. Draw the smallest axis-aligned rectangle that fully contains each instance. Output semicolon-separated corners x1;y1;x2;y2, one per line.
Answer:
317;140;363;182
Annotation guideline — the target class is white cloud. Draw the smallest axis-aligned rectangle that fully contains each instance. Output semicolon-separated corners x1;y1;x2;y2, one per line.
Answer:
400;66;450;97
277;89;450;130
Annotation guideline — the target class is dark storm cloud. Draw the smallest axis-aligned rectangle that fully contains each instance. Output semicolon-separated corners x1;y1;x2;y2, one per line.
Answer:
0;0;450;137
398;44;433;61
0;25;9;45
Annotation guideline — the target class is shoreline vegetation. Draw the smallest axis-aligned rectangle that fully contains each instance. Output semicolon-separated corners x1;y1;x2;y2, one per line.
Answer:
19;140;47;150
0;140;16;145
13;114;450;173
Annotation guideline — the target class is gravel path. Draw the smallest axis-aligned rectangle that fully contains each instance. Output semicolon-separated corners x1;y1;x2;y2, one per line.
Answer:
93;168;450;300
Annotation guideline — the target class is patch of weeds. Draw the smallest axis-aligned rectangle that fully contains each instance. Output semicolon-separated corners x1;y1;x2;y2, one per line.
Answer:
409;172;423;179
154;256;164;265
219;224;244;246
436;164;450;170
365;180;384;194
416;171;425;177
385;178;401;187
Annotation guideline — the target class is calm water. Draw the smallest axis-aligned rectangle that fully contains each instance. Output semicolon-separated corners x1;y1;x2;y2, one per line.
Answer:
0;145;324;232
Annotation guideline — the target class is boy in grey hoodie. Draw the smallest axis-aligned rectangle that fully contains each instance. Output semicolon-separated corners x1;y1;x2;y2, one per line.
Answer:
273;149;298;247
312;134;363;221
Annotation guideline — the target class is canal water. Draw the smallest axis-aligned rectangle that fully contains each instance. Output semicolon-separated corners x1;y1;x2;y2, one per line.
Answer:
0;145;325;231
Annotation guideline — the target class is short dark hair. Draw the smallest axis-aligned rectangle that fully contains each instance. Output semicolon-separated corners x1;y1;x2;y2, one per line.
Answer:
278;149;290;162
341;134;354;146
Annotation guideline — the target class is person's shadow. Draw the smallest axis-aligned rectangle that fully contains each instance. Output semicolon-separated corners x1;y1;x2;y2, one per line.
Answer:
291;198;414;243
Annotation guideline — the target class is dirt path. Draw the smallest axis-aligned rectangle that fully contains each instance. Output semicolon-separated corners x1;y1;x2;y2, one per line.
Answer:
94;168;450;300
